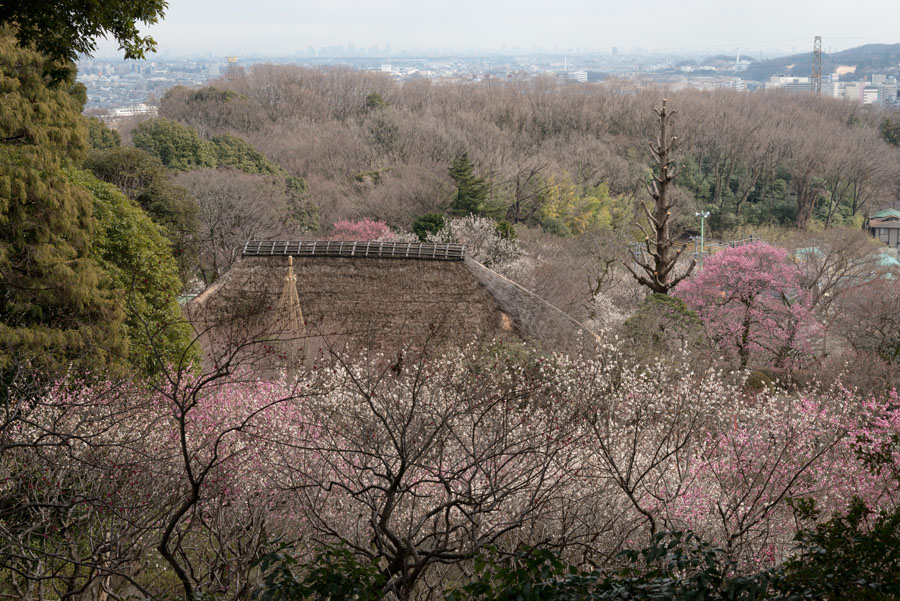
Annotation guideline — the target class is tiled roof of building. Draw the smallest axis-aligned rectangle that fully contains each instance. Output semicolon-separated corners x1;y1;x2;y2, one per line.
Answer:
871;208;900;221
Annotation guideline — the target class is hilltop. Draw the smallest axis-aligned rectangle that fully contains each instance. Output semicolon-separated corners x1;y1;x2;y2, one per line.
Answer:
741;42;900;81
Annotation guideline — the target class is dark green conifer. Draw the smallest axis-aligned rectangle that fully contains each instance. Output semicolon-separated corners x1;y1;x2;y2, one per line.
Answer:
449;152;489;216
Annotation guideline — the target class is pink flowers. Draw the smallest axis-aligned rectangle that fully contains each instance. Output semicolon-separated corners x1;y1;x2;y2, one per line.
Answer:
9;347;900;597
676;242;819;370
328;218;394;241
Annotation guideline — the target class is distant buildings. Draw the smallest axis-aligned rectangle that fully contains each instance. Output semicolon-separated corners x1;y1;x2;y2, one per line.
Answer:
764;75;814;93
78;58;220;111
109;103;157;118
77;47;900;118
763;72;900;105
829;75;899;105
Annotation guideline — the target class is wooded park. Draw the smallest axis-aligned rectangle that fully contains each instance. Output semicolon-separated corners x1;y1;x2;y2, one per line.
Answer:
4;6;900;599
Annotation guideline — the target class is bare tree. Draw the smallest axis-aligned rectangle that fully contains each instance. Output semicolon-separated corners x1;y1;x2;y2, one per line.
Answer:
269;344;581;601
174;168;308;284
505;157;551;225
626;99;695;295
0;372;165;601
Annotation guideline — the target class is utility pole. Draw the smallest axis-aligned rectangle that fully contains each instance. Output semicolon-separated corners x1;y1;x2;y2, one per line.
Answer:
695;211;710;267
812;36;822;94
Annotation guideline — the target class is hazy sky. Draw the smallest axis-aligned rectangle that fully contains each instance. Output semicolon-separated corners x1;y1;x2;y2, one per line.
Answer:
95;0;900;57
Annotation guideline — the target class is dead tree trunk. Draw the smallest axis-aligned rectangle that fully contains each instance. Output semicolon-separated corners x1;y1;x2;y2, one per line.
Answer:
625;99;696;294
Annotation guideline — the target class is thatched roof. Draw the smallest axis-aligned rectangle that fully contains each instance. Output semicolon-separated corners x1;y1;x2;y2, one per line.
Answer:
186;241;595;370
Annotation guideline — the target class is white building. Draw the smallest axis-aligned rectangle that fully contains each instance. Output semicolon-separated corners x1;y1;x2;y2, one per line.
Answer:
110;103;158;118
863;86;880;104
765;75;812;93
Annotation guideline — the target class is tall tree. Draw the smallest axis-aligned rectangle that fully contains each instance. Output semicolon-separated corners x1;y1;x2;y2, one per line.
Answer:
0;34;127;378
70;169;197;376
626;99;695;294
449;152;489;216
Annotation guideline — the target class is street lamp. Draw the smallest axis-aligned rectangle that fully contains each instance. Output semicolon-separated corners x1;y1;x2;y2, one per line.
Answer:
695;211;710;267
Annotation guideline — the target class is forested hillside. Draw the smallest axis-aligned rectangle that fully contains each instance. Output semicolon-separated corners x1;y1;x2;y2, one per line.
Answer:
743;42;900;82
104;65;898;327
153;65;900;235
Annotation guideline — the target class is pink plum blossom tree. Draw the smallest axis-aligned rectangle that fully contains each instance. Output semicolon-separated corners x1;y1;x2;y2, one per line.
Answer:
8;343;900;599
328;218;395;241
675;242;820;371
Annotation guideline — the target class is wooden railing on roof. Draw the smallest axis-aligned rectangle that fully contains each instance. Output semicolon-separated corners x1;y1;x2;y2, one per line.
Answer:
242;240;466;261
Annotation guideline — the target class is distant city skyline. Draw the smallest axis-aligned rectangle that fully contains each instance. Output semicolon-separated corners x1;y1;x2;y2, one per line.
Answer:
92;0;900;59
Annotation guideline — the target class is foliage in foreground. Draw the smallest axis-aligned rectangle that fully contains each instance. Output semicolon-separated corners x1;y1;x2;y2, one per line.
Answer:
253;518;900;601
0;33;126;378
0;2;165;67
5;341;900;600
68;168;196;375
254;545;385;601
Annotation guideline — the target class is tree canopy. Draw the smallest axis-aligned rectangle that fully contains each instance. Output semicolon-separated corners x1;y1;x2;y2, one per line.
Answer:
86;116;121;150
0;33;190;380
132;117;291;176
675;242;818;370
0;34;127;377
132;117;218;171
0;0;166;66
69;169;196;375
881;115;900;147
85;146;199;280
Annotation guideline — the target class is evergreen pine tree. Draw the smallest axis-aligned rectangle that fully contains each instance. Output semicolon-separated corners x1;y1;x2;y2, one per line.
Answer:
449;152;489;216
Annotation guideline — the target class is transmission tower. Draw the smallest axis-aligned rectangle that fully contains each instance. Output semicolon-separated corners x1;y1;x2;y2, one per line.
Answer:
812;36;822;94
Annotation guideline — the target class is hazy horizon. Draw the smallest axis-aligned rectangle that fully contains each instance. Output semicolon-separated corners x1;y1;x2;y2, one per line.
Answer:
91;0;900;59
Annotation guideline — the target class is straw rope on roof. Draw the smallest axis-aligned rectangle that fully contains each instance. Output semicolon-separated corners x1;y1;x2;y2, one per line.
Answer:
277;256;305;365
278;256;304;332
242;240;466;261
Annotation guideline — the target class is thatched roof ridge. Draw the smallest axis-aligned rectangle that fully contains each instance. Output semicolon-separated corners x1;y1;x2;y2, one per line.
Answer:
242;239;465;261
